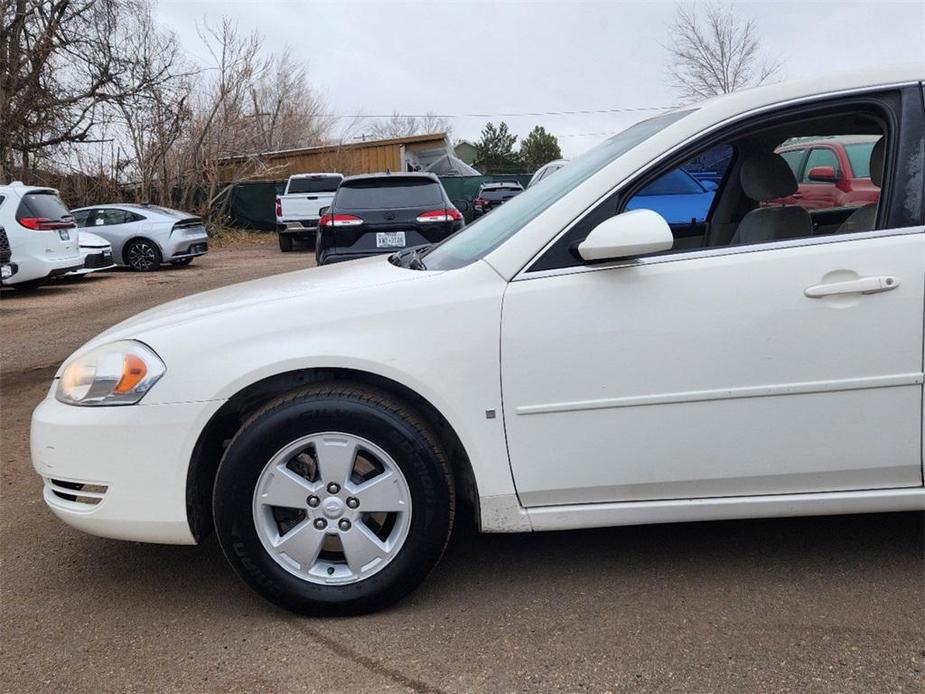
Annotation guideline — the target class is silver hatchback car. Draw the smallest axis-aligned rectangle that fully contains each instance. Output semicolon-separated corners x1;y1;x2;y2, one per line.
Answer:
71;204;209;271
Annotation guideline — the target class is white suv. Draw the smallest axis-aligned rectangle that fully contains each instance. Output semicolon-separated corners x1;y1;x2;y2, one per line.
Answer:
0;183;81;290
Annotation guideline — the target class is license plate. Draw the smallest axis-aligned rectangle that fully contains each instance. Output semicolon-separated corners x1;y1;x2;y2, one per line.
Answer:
376;232;406;248
1;265;11;279
58;230;70;241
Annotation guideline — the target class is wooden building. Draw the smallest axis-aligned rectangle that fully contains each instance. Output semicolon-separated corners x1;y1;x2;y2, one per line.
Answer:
217;133;456;182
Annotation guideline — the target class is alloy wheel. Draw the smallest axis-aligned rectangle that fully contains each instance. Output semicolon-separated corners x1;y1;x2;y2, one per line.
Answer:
252;432;412;585
126;241;159;271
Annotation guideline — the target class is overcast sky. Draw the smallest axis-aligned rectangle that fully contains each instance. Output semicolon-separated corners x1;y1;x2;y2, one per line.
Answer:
153;0;925;158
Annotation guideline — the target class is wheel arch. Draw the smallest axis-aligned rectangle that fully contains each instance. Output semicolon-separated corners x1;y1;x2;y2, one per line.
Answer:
185;367;480;542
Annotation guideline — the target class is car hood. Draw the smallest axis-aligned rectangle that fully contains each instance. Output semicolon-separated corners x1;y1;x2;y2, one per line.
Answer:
91;256;431;347
78;231;110;249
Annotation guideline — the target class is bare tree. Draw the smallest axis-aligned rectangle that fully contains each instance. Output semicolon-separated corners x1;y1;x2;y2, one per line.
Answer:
0;0;179;179
248;48;331;153
113;5;192;204
368;111;452;140
664;2;781;101
176;18;331;217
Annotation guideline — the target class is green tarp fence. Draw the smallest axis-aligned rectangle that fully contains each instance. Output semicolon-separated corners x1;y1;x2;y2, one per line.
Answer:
439;174;533;221
223;175;533;230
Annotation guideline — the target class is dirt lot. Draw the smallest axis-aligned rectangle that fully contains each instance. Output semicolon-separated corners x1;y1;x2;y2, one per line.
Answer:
1;240;923;693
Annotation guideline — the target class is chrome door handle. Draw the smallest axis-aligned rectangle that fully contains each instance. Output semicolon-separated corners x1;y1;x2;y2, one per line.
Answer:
804;276;900;298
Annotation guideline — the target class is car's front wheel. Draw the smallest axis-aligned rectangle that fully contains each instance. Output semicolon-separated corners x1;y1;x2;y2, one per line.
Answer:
213;383;455;616
124;240;162;271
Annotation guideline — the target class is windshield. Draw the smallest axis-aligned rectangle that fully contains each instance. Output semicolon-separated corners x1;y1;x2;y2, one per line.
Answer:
423;110;692;271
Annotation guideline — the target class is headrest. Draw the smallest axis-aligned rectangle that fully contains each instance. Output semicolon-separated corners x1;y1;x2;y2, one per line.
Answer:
870;138;885;187
740;153;798;201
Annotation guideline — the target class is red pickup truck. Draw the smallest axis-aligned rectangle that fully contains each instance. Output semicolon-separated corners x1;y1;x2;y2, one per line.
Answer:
773;136;881;210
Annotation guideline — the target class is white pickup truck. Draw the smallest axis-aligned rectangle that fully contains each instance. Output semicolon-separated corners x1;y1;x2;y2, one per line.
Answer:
275;173;343;252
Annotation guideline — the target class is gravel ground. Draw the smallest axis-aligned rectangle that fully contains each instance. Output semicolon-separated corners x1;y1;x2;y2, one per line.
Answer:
1;241;923;693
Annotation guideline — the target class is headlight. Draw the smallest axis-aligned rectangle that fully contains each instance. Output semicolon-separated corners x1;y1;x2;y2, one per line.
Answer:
56;340;166;406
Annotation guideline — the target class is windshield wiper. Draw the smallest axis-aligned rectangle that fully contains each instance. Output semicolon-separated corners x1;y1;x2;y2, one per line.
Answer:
408;248;427;271
390;245;431;270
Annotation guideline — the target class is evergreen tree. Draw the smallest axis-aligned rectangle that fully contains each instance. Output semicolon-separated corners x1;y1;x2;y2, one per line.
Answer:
474;121;522;173
519;126;562;172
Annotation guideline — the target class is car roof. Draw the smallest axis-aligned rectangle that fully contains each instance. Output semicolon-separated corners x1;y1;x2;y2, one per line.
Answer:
71;203;194;219
289;172;343;179
341;172;441;184
0;182;59;195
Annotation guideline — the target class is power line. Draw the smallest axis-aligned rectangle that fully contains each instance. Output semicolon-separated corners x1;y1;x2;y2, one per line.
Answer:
318;106;676;119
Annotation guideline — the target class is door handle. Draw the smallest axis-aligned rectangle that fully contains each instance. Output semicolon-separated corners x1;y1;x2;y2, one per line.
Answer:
804;276;899;298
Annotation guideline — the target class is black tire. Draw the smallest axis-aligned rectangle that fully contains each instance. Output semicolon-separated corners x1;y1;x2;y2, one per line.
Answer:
170;257;194;266
124;239;162;271
278;234;293;252
10;277;47;291
213;382;455;616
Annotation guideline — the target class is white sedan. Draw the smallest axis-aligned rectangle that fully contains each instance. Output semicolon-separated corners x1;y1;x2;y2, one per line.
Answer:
63;231;116;278
31;65;925;615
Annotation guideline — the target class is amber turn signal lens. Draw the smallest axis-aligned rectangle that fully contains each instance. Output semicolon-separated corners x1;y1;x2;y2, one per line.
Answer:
114;354;148;394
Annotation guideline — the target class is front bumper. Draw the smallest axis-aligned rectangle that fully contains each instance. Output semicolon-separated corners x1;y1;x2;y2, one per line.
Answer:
31;393;224;544
66;249;115;276
278;221;319;234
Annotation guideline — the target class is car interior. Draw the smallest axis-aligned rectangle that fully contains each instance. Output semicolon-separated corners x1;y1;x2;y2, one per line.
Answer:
624;110;887;254
528;98;894;272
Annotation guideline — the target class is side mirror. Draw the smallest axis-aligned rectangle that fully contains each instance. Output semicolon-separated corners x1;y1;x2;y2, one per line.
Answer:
452;199;470;212
807;165;839;183
702;179;719;191
318;206;330;216
577;209;673;262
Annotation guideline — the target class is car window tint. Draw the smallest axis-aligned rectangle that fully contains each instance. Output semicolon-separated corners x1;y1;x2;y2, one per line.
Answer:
778;149;804;178
481;188;522;200
336;180;444;209
288;177;341;194
17;191;72;221
72;210;91;226
635;169;704;196
801;148;839;182
624;144;732;225
98;209;133;225
845;142;876;178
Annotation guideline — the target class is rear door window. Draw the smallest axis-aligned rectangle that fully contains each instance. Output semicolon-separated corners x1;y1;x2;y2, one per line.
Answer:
288;177;342;194
336;180;445;209
98;209;135;225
